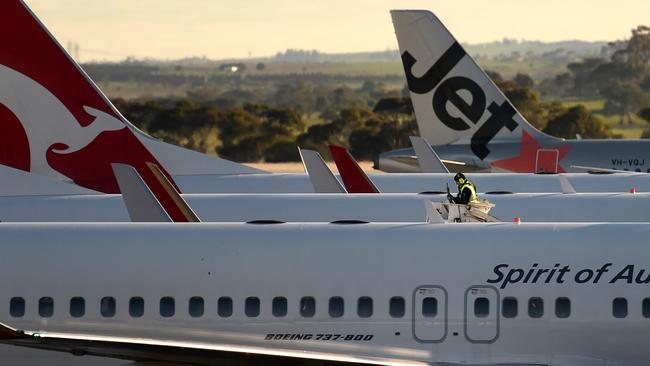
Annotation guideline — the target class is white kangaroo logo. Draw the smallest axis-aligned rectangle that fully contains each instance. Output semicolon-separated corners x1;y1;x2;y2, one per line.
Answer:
0;65;125;180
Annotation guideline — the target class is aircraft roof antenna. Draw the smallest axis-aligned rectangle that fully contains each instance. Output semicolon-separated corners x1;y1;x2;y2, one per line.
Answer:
409;136;450;173
558;174;576;194
298;148;347;193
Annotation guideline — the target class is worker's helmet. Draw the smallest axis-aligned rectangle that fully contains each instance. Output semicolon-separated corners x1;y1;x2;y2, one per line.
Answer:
454;172;466;184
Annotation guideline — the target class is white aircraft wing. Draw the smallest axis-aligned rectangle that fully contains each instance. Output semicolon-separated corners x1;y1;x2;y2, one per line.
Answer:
0;322;424;366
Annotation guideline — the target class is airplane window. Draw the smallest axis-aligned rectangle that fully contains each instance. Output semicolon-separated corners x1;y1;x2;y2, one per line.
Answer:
643;298;650;318
389;297;405;318
245;297;260;317
218;297;233;317
474;297;489;318
189;297;204;318
502;297;517;318
329;297;344;318
613;298;628;318
272;297;287;317
39;297;54;318
129;297;144;318
160;297;175;318
70;297;85;318
528;297;544;318
10;297;25;318
300;297;315;317
555;297;571;318
101;297;116;318
422;297;438;317
357;297;373;318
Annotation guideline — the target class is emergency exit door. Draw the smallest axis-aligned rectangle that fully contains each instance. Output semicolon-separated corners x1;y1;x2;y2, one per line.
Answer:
413;286;447;342
464;286;499;343
535;149;559;173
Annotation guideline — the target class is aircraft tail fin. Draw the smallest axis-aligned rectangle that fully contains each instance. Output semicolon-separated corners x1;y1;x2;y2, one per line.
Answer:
0;1;261;195
299;148;347;193
391;10;558;158
328;145;380;194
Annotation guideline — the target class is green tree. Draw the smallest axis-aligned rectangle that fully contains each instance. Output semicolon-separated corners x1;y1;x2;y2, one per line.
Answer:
496;81;547;130
639;107;650;122
613;25;650;73
601;81;650;124
513;73;534;88
543;105;614;139
264;140;300;162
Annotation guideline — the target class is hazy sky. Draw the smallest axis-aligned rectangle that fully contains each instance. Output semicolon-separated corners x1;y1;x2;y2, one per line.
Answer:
25;0;650;62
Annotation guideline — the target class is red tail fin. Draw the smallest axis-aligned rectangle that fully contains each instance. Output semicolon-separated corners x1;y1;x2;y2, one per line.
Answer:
0;1;192;221
328;145;380;193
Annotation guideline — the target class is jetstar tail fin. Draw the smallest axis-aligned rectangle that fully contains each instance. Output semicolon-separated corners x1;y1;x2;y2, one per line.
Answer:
328;145;380;194
391;10;559;155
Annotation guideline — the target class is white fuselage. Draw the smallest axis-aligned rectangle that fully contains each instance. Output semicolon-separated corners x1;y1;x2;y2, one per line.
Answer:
1;222;650;366
0;192;647;222
171;172;650;194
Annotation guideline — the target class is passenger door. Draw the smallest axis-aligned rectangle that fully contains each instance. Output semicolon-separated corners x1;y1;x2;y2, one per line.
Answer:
413;286;447;342
464;286;499;343
535;149;559;173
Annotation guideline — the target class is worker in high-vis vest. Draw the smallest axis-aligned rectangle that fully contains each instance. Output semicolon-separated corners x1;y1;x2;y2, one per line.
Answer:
450;172;479;205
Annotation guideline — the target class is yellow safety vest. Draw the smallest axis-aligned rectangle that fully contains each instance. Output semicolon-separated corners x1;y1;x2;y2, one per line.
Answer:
460;182;479;204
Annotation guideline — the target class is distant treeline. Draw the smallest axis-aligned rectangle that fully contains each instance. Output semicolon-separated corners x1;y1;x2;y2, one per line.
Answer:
104;26;650;162
115;72;635;163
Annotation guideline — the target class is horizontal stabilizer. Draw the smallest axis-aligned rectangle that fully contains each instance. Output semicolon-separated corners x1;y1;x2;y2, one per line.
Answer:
299;148;346;193
0;165;100;196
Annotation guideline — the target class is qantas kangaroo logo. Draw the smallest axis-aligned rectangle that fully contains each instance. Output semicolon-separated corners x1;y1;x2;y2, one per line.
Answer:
0;65;125;181
401;42;519;160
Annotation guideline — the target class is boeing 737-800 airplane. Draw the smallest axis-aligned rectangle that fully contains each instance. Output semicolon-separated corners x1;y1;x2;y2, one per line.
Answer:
0;222;648;366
